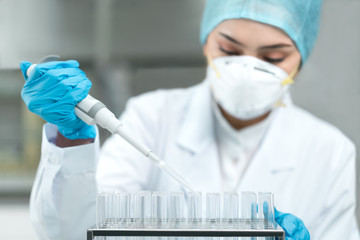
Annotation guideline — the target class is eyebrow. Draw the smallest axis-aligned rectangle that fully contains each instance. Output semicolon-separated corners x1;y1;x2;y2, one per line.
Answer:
219;32;245;47
219;32;293;50
259;44;293;50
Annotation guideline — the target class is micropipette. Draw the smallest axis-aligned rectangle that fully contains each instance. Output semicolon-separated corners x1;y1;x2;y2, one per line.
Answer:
26;55;197;193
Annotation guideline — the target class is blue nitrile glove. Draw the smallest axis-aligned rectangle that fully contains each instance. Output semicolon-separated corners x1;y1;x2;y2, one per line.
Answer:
20;60;96;140
275;208;310;240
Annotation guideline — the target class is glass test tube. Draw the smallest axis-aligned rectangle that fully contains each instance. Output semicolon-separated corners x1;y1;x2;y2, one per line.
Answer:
223;192;239;228
241;192;257;229
151;192;167;228
258;192;275;229
206;192;220;228
101;192;116;228
114;192;130;227
187;191;202;228
96;193;106;228
168;192;185;227
134;191;151;227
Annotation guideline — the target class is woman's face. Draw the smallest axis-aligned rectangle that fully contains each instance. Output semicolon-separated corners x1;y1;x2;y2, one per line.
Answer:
203;19;302;75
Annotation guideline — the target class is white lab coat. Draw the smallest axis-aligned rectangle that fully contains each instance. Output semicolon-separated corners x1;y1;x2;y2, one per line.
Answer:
30;81;360;240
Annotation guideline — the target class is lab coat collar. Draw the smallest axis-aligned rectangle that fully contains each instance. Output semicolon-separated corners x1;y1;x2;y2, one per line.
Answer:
176;81;216;155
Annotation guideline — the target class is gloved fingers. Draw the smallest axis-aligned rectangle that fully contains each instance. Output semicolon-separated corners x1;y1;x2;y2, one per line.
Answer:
37;95;82;127
39;105;78;128
274;208;310;239
23;68;88;96
25;76;91;111
43;98;96;139
275;210;298;236
22;74;91;117
294;228;310;240
283;215;298;236
292;218;310;240
29;60;80;80
19;61;32;81
44;67;86;80
67;78;92;103
274;207;286;221
36;60;79;70
38;68;87;88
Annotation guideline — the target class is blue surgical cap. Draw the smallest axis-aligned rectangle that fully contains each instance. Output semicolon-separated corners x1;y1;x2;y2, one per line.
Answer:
200;0;323;63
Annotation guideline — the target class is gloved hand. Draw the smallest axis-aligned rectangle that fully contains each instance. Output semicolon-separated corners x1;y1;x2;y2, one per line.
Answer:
275;208;310;240
20;60;96;140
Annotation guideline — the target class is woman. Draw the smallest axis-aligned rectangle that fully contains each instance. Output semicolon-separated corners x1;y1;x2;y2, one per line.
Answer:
20;0;359;239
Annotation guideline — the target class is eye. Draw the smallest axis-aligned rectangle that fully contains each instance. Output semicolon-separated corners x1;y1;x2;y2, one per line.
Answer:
219;47;238;56
263;57;284;64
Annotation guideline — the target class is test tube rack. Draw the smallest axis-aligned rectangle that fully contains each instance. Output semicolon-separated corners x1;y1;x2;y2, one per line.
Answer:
88;191;285;239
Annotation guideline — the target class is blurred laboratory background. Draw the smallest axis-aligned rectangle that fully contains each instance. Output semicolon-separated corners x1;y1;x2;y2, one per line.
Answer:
0;0;359;239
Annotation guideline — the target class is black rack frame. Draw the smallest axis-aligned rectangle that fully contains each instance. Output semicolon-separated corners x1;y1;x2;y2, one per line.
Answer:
87;226;285;239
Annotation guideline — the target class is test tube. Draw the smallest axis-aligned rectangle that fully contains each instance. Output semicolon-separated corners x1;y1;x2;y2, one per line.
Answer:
134;191;151;227
101;192;116;228
151;192;167;228
114;192;130;227
187;192;202;228
258;192;275;229
223;192;239;228
96;193;106;228
168;192;185;228
241;192;257;229
206;192;220;228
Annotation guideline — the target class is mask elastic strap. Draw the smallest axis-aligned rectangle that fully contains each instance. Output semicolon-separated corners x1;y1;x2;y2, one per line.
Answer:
206;53;221;79
281;65;298;86
276;64;300;107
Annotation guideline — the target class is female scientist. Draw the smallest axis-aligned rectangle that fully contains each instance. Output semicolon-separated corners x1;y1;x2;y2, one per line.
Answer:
20;0;359;239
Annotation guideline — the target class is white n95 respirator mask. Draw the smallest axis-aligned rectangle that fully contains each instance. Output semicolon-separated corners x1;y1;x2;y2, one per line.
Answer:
206;55;295;120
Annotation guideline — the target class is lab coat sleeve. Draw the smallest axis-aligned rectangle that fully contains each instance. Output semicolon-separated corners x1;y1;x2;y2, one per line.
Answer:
312;140;360;239
29;123;100;240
